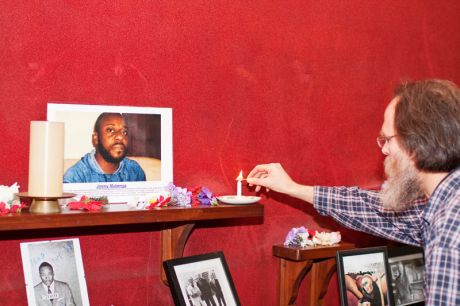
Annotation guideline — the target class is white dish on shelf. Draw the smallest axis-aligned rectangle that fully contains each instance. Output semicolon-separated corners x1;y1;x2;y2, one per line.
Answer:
217;195;261;205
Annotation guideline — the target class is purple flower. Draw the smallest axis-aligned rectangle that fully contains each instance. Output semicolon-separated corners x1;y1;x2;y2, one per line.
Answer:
284;226;309;247
168;183;192;207
197;187;217;206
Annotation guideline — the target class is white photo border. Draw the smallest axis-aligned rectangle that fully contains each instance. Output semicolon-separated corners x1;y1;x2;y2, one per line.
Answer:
47;103;173;204
20;238;89;306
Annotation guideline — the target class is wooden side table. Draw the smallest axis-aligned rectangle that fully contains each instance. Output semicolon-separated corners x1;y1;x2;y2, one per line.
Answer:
273;242;355;306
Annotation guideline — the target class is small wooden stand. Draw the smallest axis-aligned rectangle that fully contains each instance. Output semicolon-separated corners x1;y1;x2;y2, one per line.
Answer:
273;242;355;306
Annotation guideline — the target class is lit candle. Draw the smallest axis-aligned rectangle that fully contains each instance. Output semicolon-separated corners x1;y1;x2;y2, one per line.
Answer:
236;170;243;197
28;121;65;197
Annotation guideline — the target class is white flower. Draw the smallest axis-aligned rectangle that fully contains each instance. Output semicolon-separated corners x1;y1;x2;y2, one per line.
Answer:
297;231;310;247
312;231;341;246
0;183;20;207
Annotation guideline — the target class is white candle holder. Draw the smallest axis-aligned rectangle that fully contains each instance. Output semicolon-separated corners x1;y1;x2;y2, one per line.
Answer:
217;195;261;205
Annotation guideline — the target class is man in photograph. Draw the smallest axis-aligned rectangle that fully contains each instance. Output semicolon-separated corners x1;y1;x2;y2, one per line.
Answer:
186;276;204;306
64;112;146;183
34;262;76;306
196;273;217;306
209;272;226;306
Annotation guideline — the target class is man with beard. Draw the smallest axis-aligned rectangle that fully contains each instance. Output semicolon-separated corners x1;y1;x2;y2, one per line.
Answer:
247;79;460;305
64;112;146;183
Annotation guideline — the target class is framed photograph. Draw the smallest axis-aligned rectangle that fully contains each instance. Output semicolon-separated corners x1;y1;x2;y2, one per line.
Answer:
163;251;241;306
20;238;89;306
337;246;394;306
388;246;424;306
47;103;173;204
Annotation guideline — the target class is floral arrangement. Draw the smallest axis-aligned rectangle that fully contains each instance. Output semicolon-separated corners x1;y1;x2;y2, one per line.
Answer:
147;183;218;209
284;226;341;247
0;183;24;215
67;196;108;211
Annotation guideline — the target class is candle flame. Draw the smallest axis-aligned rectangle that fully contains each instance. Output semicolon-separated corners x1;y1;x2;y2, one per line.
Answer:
236;170;243;181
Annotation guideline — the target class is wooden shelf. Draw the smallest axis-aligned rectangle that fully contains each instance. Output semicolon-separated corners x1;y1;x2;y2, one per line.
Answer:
0;203;264;231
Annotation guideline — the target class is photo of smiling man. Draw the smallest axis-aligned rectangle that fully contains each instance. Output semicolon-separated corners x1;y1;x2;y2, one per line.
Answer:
63;112;146;183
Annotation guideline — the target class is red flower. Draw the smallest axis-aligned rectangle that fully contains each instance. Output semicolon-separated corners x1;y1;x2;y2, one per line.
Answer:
67;196;104;211
0;202;9;216
86;200;104;211
10;204;22;213
147;195;171;209
0;202;24;216
308;229;318;238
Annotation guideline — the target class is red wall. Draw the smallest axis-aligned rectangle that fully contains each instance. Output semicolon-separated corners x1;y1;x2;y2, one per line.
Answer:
1;1;460;305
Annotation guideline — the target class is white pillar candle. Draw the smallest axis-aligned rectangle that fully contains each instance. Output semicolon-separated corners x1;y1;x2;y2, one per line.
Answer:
28;121;65;197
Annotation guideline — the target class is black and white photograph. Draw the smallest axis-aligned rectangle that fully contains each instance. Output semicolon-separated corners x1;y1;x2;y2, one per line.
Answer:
388;247;424;306
337;247;394;306
163;252;240;306
20;238;89;306
47;103;173;203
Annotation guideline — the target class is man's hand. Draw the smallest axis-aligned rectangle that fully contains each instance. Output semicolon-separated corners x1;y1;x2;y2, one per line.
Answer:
247;163;314;203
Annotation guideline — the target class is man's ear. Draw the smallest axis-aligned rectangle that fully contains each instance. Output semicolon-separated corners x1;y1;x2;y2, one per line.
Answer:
92;132;98;147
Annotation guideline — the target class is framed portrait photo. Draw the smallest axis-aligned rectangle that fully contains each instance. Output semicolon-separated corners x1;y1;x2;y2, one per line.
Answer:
47;103;173;204
388;246;425;306
20;238;89;306
337;246;394;306
163;251;241;306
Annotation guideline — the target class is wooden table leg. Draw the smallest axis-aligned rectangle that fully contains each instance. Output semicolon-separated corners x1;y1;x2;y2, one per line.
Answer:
160;223;195;285
306;258;337;306
279;258;313;306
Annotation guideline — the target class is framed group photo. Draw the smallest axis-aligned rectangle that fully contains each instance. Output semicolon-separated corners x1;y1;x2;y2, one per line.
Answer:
20;238;89;306
337;246;394;306
163;251;241;306
388;246;425;306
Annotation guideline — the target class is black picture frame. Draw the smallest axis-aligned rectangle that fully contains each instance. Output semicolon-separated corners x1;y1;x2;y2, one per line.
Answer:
337;246;395;306
163;251;241;306
388;246;425;306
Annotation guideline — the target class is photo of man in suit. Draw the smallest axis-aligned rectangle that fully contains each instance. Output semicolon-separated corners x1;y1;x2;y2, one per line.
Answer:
34;262;76;306
196;273;217;306
209;272;226;306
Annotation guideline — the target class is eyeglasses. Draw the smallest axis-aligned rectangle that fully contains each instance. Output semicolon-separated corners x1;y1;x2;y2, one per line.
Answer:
376;135;397;148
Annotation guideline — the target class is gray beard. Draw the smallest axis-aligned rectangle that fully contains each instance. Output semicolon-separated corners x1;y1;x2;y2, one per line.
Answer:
380;153;424;211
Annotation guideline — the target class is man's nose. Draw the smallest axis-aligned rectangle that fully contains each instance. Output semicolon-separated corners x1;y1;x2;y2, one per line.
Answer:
113;130;126;140
381;142;390;156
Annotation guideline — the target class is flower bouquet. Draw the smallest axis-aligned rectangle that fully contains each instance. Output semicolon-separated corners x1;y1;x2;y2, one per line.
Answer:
284;226;341;247
146;183;218;209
